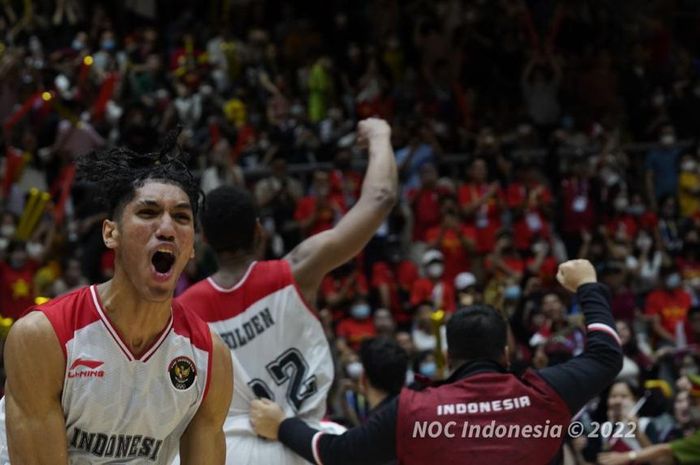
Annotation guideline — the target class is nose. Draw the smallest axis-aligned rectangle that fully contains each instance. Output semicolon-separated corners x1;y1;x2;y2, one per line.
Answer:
155;213;176;242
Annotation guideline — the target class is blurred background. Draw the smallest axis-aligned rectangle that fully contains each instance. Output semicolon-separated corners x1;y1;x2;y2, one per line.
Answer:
1;1;700;462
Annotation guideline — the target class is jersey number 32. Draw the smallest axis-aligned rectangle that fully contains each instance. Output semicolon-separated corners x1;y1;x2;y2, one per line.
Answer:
248;348;318;412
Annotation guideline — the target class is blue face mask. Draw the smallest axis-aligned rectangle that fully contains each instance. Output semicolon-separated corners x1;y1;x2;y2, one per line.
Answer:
101;39;116;51
419;361;437;378
504;285;521;301
351;304;371;320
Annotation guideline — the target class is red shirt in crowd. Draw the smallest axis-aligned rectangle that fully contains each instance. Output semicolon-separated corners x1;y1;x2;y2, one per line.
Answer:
484;255;526;281
410;278;456;313
320;272;368;320
560;177;595;235
294;195;346;237
425;224;477;282
525;255;559;288
336;317;376;351
408;186;450;242
457;183;503;253
329;169;363;202
505;182;553;250
0;260;39;320
645;288;692;336
371;260;419;325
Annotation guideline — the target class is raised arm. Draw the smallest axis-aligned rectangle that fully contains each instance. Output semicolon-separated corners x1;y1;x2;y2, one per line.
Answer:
537;260;623;414
286;118;398;302
5;312;69;464
179;333;233;465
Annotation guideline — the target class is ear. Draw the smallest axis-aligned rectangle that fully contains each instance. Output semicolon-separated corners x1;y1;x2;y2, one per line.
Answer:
102;219;119;250
359;371;368;394
502;345;511;370
190;246;196;260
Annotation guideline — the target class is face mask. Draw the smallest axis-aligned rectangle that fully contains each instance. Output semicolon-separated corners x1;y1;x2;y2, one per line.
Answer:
614;197;628;211
0;225;16;238
9;256;26;269
26;242;44;260
101;39;116;51
345;361;363;380
419;361;437;378
504;285;521;301
661;134;676;146
627;204;645;216
72;39;85;50
666;273;682;289
682;160;697;172
427;263;444;279
636;234;652;250
350;304;371;320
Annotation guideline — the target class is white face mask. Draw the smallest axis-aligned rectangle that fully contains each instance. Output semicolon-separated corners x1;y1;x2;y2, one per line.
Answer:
682;160;697;172
26;242;44;260
427;263;444;279
0;225;16;238
614;197;629;212
661;134;676;146
345;361;363;380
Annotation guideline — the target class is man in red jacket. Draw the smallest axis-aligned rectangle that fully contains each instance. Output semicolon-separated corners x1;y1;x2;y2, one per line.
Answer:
250;260;622;465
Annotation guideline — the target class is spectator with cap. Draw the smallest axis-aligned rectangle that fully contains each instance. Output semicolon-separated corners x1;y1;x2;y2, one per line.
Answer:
454;271;481;308
410;249;456;313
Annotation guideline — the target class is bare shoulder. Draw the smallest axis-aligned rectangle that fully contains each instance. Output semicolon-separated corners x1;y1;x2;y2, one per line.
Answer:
198;330;232;418
5;311;65;404
6;311;62;358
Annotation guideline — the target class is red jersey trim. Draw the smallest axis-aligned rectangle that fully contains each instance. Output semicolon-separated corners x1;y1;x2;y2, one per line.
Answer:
181;260;319;322
35;286;100;360
206;261;257;293
89;285;173;362
171;300;214;401
312;431;325;465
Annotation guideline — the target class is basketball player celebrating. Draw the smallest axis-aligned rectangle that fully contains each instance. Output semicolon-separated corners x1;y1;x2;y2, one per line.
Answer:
176;117;397;464
0;138;233;464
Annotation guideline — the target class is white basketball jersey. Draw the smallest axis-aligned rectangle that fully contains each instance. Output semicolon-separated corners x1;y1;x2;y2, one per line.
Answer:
177;260;333;464
0;285;212;464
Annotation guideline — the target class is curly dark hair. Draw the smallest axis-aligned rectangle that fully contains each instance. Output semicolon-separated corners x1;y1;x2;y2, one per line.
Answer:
76;128;201;220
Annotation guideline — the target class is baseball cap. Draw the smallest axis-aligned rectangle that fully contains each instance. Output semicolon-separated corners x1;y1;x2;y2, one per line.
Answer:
454;272;477;291
422;249;444;266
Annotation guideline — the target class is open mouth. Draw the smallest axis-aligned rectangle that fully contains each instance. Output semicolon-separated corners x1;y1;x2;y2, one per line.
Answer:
151;250;176;275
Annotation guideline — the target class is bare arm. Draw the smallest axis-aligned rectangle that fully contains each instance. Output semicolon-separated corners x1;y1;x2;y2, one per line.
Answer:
179;333;233;465
5;312;69;464
598;443;672;465
286;119;398;303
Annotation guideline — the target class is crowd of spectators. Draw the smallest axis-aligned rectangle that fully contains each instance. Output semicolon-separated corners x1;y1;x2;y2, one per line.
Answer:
1;0;700;462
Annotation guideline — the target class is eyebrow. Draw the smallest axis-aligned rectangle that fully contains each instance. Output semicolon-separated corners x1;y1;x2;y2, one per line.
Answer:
136;200;192;210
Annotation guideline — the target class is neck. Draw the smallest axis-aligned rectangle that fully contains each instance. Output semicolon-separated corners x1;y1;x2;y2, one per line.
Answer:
366;385;388;410
212;252;256;288
96;274;172;358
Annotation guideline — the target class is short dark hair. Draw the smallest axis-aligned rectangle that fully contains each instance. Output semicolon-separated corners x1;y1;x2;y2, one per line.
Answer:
359;337;408;396
446;305;507;362
200;186;257;254
76;128;200;220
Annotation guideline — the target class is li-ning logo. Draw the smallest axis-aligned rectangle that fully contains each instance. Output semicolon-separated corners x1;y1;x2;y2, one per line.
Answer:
68;358;105;378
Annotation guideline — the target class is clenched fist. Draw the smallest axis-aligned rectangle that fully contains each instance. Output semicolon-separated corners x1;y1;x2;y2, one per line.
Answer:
556;259;597;292
357;118;391;147
250;398;286;440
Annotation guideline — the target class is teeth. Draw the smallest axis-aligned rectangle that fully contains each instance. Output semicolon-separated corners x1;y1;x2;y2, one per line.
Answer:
157;248;174;255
